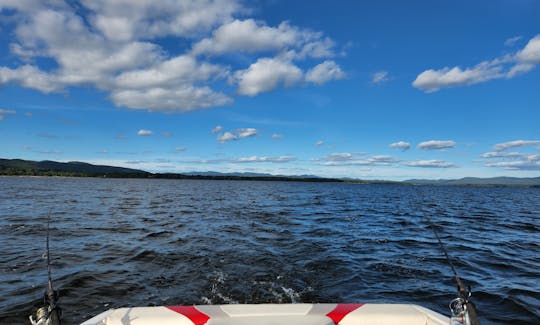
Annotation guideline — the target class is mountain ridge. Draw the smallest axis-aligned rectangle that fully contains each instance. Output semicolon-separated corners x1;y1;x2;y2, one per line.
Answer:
1;158;539;186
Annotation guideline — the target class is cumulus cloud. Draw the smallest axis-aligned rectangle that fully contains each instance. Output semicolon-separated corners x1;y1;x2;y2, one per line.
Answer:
234;57;303;96
230;156;296;163
236;128;258;138
217;131;238;143
482;147;540;170
114;55;226;86
417;140;456;150
367;155;400;165
481;151;526;158
193;19;298;55
216;127;259;143
403;160;456;168
413;34;540;92
305;60;346;85
371;70;389;84
0;1;344;112
493;140;540;151
110;85;232;112
192;18;335;58
324;153;353;161
412;60;506;92
389;141;410;151
82;0;240;42
516;35;540;64
0;109;16;120
137;129;153;136
485;154;540;170
211;125;223;133
0;65;62;93
321;153;399;166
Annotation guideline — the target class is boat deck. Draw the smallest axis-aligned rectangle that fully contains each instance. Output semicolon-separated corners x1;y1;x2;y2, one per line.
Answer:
81;303;449;325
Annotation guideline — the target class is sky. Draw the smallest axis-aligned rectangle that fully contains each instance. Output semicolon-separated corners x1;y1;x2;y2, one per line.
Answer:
0;0;539;180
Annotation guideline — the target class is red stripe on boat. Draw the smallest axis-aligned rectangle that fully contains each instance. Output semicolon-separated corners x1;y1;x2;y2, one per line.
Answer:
166;306;210;325
326;303;364;324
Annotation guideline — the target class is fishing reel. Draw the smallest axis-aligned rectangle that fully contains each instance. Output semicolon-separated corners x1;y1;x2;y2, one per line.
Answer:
30;306;49;325
449;286;478;325
29;291;62;325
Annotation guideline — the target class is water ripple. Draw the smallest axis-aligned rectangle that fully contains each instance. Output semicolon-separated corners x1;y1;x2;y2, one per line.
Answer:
0;177;539;324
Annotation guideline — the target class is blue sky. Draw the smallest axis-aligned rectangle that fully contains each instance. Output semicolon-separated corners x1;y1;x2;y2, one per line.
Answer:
0;0;539;180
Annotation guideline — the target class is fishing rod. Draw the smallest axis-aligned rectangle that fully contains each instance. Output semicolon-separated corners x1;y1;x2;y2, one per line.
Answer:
30;211;62;325
414;192;480;325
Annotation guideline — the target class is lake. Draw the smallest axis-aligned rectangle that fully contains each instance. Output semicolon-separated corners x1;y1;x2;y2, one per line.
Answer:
1;176;539;324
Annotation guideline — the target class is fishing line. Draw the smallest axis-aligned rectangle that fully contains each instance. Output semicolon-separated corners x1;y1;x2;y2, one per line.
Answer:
30;209;62;325
412;188;480;325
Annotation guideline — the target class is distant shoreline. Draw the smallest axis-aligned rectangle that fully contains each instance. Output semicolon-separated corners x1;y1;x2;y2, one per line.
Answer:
1;158;539;187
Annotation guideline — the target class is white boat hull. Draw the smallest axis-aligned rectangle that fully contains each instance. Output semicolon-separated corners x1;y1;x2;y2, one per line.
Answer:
81;303;449;325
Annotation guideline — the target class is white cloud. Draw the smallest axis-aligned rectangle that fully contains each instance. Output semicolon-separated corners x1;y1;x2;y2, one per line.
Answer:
271;133;283;139
110;86;232;112
371;70;389;84
324;153;353;161
0;65;62;93
236;128;258;138
506;63;535;78
504;36;522;47
305;60;345;85
82;0;240;41
482;146;540;170
413;34;540;92
217;131;237;143
0;109;16;120
389;141;410;151
137;129;153;136
485;156;540;170
192;18;335;59
216;127;258;143
412;60;506;92
234;57;303;96
0;2;345;112
403;160;456;168
418;140;456;150
368;155;400;165
192;19;298;55
175;147;186;152
211;125;223;133
114;55;227;89
231;156;296;163
481;151;527;158
516;35;540;64
321;154;399;166
315;140;324;147
493;140;540;151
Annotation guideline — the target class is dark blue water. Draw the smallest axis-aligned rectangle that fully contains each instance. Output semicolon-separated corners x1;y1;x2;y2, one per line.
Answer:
0;177;539;324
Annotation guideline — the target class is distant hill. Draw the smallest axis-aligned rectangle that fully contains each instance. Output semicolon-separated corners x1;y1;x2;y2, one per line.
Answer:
405;176;540;187
2;158;539;186
0;158;150;177
0;158;339;182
